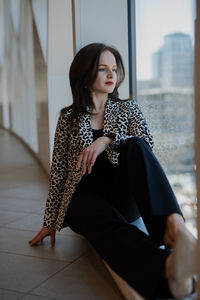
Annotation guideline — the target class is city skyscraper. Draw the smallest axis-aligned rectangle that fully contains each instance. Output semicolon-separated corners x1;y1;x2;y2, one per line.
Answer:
152;48;163;80
152;32;194;89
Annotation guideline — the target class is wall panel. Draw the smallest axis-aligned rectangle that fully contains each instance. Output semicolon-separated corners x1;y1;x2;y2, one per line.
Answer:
74;0;130;99
47;0;74;159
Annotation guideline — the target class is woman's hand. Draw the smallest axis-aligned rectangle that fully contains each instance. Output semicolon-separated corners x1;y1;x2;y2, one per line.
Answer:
76;136;113;175
28;227;56;247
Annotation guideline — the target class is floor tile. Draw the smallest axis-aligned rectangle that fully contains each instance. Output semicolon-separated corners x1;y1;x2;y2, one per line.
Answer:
21;294;55;300
0;288;24;300
0;129;124;300
32;259;123;300
0;211;28;227
5;213;85;239
0;183;48;201
0;252;67;293
0;228;89;262
5;214;44;231
0;198;45;214
0;168;47;189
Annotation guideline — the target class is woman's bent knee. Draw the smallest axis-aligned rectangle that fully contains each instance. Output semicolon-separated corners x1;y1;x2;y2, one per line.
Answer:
119;137;149;154
127;136;149;147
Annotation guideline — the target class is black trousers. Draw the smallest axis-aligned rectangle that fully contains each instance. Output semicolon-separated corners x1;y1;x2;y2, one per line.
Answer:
65;137;182;299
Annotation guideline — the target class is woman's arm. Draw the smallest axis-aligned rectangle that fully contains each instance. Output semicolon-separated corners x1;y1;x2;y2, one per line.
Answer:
29;112;70;246
76;136;113;175
128;99;154;149
43;112;69;230
105;99;154;150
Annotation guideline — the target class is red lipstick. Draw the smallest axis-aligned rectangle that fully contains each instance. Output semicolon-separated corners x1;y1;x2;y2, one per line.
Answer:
105;81;114;85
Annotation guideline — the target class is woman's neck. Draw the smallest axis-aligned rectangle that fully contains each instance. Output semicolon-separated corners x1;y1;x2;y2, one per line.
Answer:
90;94;108;113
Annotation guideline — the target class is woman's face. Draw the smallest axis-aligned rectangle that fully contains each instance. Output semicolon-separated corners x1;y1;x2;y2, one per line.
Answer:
90;50;117;96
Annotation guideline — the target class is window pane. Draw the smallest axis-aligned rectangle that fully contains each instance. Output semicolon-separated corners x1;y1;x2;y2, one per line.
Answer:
135;0;196;235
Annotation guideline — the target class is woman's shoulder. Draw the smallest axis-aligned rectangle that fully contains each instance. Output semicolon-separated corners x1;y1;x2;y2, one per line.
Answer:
60;104;74;119
112;97;137;110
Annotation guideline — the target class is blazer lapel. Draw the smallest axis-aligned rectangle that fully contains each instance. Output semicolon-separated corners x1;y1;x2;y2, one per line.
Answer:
103;98;117;138
79;98;116;149
79;113;93;150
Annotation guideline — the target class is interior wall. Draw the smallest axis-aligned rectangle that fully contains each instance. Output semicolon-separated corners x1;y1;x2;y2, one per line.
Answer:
47;0;74;160
1;0;39;153
1;0;74;168
7;0;38;152
32;0;47;63
33;18;49;173
74;0;130;99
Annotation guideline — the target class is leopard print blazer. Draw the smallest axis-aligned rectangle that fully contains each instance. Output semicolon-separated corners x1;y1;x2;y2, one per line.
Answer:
43;97;154;231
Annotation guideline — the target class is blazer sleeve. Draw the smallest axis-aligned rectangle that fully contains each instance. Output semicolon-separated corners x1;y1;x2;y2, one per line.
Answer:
43;112;69;229
106;99;154;150
128;99;154;149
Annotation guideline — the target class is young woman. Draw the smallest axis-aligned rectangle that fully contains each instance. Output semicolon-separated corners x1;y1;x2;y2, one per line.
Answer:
29;43;196;299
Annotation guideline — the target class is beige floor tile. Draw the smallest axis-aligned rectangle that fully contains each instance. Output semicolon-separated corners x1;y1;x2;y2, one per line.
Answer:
0;252;67;293
0;211;27;227
0;198;45;214
0;183;48;201
0;288;24;300
5;213;84;240
0;227;89;262
0;168;47;189
21;294;55;300
0;174;47;187
0;129;124;300
32;259;123;300
5;214;44;231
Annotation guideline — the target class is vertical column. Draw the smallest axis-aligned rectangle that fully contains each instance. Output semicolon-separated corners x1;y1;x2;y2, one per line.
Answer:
127;0;137;98
195;0;200;297
47;0;74;160
1;0;10;129
1;60;10;128
15;0;38;152
32;0;47;63
32;0;49;172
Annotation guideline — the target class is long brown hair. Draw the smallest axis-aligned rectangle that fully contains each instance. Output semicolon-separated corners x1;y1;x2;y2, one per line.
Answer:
61;43;130;125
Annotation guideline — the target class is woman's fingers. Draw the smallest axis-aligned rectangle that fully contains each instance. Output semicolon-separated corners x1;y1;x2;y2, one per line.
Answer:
50;230;56;247
87;150;94;174
81;151;89;175
29;233;43;246
76;138;106;175
76;151;89;175
76;149;98;175
88;151;97;174
28;227;55;247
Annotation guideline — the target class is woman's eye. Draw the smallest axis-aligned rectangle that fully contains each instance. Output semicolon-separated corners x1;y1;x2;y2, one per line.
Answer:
98;68;117;72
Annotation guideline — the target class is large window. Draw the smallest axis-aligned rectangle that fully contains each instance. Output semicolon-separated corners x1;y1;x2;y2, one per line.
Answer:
135;0;196;235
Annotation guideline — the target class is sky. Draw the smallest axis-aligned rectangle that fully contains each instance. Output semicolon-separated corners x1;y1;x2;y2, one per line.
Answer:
135;0;195;80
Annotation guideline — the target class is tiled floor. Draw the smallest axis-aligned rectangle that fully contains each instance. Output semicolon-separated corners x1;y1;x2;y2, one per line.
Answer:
0;128;124;300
